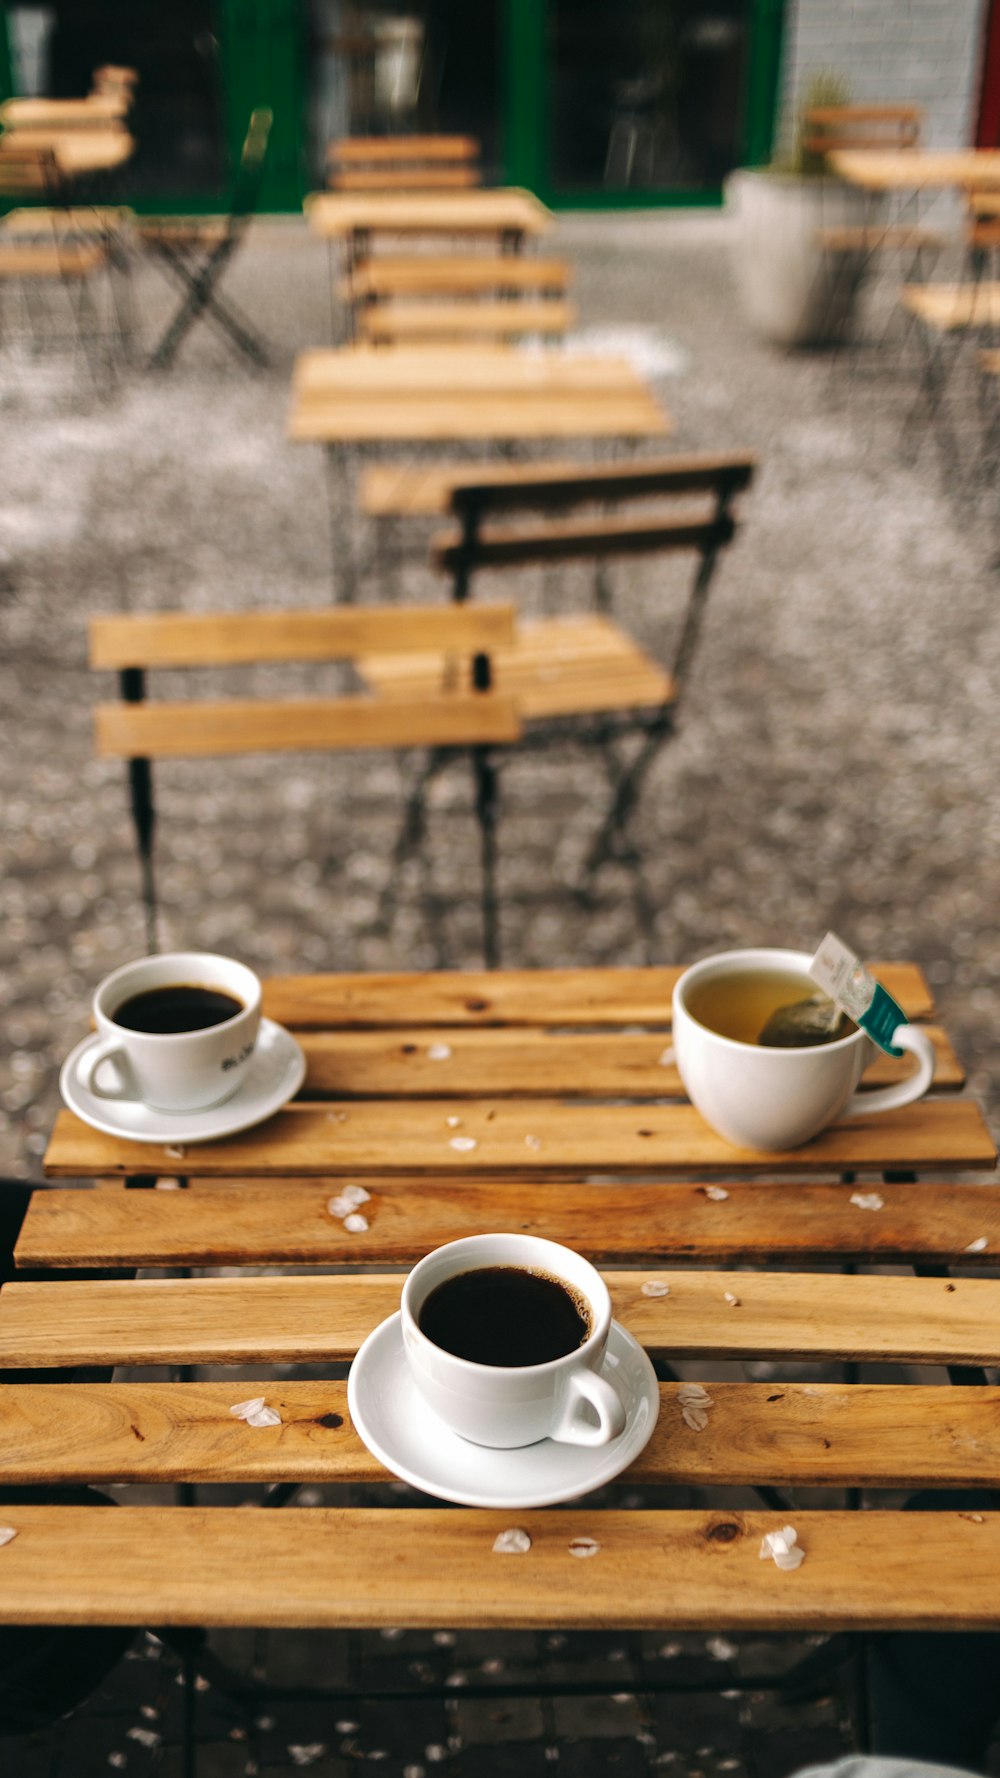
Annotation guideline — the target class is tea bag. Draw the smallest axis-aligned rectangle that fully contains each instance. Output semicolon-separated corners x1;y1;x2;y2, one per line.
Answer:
808;931;907;1056
757;991;850;1049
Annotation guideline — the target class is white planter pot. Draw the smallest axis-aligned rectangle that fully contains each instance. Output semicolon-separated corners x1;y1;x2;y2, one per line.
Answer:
724;167;878;348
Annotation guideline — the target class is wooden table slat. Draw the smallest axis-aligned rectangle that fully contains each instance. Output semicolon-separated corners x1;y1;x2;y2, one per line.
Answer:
256;964;935;1029
18;1179;1000;1271
828;147;1000;190
292;1025;962;1097
1;1506;999;1630
42;1095;996;1181
1;1380;998;1490
288;396;669;445
3;1271;1000;1368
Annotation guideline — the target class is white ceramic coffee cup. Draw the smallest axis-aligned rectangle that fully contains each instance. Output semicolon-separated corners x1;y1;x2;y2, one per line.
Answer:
401;1233;628;1450
79;952;262;1114
672;947;936;1152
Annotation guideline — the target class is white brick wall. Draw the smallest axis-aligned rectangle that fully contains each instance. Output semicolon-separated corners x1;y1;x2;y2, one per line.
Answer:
780;0;988;152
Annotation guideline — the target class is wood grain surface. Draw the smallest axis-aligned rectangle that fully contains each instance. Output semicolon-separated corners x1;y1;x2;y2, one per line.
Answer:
0;1507;998;1629
256;963;935;1028
43;1095;995;1180
288;1025;961;1097
3;1270;999;1367
17;1177;997;1270
1;1380;997;1489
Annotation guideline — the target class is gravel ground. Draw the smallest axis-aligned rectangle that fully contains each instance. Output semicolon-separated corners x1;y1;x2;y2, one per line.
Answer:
1;209;999;1775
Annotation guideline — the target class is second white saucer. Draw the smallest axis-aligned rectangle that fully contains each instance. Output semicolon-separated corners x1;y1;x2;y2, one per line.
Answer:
348;1315;659;1509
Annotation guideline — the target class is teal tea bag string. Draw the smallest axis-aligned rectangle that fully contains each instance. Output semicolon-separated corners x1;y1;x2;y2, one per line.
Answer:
808;931;908;1056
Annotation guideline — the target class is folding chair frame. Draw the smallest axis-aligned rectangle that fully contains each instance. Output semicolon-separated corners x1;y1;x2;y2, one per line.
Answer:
374;457;754;963
143;107;273;371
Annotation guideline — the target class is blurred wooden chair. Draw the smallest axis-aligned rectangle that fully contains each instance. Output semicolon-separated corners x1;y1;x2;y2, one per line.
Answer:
804;104;945;352
90;65;138;106
89;604;520;962
0;144;117;381
135;107;272;370
801;103;924;158
361;454;755;959
345;252;575;344
327;134;480;191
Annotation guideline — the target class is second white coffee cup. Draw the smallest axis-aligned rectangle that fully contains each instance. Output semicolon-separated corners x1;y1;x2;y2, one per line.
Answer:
401;1234;628;1450
672;947;937;1151
79;951;262;1114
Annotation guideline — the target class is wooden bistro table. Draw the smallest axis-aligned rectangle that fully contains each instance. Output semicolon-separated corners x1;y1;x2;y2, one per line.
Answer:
288;344;672;598
2;962;1000;1666
825;147;1000;268
827;147;1000;196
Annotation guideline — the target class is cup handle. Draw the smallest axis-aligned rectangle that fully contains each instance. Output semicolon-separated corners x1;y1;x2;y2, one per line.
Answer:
843;1024;936;1119
550;1366;627;1448
79;1039;138;1102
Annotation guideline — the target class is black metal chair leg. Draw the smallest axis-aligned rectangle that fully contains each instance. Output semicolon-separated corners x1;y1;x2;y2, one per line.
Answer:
472;746;501;969
580;720;670;883
182;1638;198;1778
371;749;450;937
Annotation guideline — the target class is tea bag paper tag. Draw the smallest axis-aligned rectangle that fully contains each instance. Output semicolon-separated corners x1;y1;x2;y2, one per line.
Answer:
808;932;906;1057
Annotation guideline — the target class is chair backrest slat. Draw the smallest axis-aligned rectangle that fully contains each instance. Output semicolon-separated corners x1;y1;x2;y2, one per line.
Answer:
95;693;522;759
90;604;516;671
433;513;735;574
331;167;480;191
330;135;480;165
433;456;753;706
446;453;756;520
802;103;923;156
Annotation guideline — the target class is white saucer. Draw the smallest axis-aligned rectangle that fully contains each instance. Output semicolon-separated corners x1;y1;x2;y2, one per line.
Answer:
348;1316;659;1509
59;1017;307;1145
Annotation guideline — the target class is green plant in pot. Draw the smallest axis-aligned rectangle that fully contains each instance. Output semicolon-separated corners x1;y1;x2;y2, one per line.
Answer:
725;72;872;349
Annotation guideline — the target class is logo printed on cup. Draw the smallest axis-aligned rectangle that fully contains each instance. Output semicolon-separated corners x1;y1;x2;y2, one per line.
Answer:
401;1234;628;1450
672;947;936;1151
80;952;262;1115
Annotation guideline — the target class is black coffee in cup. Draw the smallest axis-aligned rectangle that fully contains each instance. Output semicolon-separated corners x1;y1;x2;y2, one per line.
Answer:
112;984;244;1035
418;1265;592;1367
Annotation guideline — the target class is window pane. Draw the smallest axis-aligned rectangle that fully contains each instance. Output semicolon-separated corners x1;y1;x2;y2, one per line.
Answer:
549;0;748;194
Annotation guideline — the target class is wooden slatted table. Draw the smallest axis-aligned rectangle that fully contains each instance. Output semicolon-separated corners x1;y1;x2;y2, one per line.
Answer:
288;346;671;444
288;347;672;598
828;148;1000;192
2;963;999;1642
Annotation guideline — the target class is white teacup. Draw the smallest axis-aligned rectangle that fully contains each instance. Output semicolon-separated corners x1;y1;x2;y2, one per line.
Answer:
672;947;936;1152
79;952;262;1114
401;1233;628;1450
